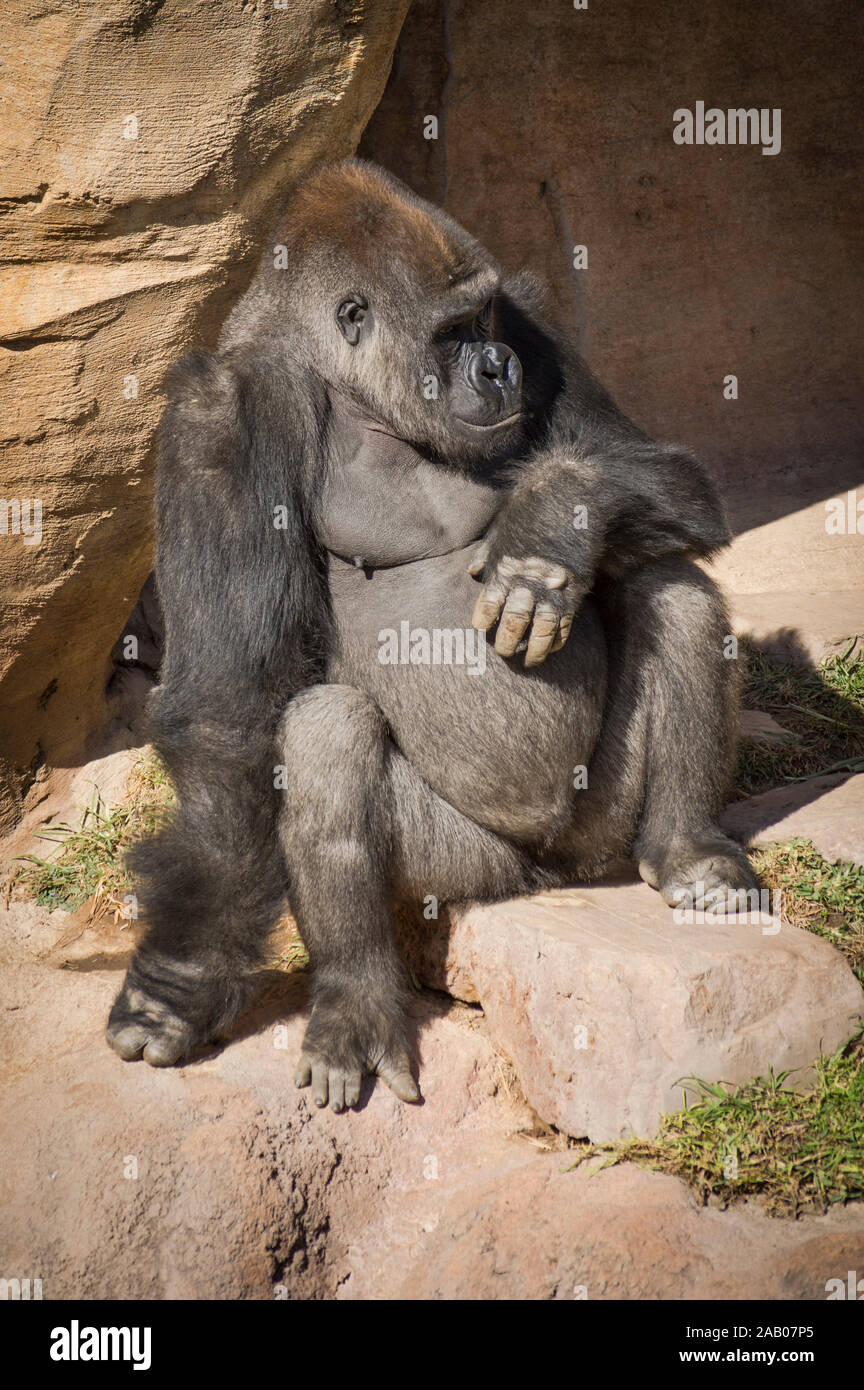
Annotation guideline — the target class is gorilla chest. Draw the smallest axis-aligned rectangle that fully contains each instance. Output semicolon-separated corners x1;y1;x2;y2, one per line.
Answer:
314;431;507;568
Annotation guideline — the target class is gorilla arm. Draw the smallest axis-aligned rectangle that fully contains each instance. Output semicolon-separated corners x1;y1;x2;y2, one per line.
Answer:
471;440;730;665
471;440;730;662
470;279;731;665
122;349;330;1033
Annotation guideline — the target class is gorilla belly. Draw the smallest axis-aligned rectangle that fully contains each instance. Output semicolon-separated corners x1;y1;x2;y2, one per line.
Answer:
326;547;607;842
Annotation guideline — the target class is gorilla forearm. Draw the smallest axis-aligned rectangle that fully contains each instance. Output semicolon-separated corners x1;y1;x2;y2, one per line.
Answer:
126;745;284;970
108;351;330;1058
493;276;730;582
471;437;730;665
110;723;287;1060
485;441;731;588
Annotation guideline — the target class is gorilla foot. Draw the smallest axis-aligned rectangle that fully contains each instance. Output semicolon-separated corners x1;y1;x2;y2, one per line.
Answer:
639;833;757;913
296;990;421;1113
105;953;234;1066
106;982;201;1066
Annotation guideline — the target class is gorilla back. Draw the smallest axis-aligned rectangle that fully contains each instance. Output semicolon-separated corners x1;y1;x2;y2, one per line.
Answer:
107;159;756;1111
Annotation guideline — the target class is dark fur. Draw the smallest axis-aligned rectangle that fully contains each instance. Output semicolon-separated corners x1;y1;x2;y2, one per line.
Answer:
108;160;754;1103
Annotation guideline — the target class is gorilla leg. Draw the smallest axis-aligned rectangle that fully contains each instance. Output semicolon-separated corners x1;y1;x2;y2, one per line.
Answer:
626;558;755;906
552;556;754;906
278;683;536;1111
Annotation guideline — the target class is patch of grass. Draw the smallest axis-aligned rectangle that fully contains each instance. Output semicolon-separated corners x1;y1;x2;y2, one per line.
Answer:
580;1033;864;1216
267;932;310;973
13;753;174;920
735;638;864;796
752;839;864;985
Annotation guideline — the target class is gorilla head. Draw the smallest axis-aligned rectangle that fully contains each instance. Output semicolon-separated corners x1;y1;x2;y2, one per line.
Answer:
229;161;523;463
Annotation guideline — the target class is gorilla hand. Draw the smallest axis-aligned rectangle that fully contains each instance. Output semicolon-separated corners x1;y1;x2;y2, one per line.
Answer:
469;542;584;666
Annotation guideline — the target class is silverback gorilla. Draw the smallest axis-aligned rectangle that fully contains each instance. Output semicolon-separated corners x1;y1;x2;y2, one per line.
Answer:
107;160;756;1110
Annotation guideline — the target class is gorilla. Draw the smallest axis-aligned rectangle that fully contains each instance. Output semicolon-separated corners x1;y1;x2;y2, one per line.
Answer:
107;160;756;1110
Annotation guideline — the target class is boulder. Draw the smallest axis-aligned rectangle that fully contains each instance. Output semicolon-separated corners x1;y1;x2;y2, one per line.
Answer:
739;709;796;745
399;880;864;1142
722;773;864;867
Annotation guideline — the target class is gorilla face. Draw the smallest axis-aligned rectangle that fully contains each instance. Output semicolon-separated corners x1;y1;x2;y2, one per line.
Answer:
327;250;527;472
333;274;524;465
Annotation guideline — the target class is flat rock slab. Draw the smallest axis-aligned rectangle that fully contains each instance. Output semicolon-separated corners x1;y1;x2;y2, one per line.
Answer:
725;590;862;666
739;708;796;744
400;881;864;1142
346;1157;864;1302
722;773;864;866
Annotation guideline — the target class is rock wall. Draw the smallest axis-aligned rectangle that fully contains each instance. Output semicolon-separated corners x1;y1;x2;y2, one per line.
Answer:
0;0;409;832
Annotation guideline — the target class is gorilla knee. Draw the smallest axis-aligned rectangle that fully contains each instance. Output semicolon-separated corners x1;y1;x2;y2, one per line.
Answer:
277;684;388;835
279;684;386;768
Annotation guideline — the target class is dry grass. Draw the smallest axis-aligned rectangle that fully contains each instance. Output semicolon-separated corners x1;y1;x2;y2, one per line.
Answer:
752;839;864;985
735;638;864;796
12;753;173;925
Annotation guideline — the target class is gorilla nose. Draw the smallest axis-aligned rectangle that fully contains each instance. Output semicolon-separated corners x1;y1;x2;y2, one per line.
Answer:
469;341;522;405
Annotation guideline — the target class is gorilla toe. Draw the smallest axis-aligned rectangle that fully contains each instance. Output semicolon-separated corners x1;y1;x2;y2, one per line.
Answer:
106;980;200;1067
641;833;758;913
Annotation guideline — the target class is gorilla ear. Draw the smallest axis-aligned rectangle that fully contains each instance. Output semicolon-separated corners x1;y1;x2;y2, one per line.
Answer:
336;293;368;346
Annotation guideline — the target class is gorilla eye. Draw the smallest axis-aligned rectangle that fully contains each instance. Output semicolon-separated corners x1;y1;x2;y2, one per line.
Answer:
434;319;459;342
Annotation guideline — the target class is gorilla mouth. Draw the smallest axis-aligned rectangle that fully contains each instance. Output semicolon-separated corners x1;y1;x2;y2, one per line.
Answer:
457;411;523;431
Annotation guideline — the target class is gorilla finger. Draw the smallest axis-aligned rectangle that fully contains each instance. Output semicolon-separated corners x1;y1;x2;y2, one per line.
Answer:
378;1057;421;1103
472;578;509;630
329;1073;346;1114
494;610;532;656
466;539;491;577
550;613;574;652
106;1023;150;1061
524;609;560;667
494;586;536;656
295;1054;312;1088
344;1071;363;1108
142;1034;188;1067
311;1059;330;1108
